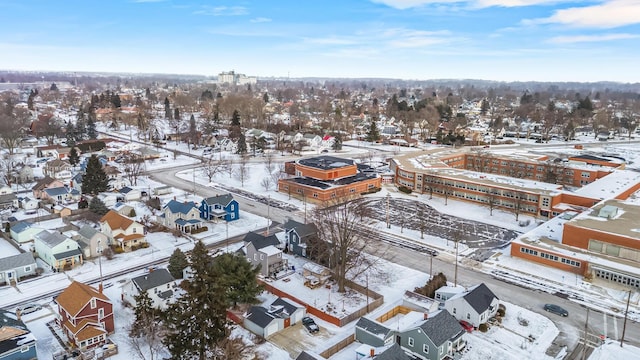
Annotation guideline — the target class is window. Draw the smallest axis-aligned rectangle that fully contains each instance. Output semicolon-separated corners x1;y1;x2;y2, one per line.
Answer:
24;265;31;272
230;204;234;210
423;344;429;354
253;254;257;261
98;308;104;319
467;313;471;320
21;345;30;353
260;254;264;260
90;298;96;309
408;337;414;347
452;308;456;314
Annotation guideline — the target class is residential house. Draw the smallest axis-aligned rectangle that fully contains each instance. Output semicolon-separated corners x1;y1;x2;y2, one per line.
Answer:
103;165;125;189
43;159;72;180
99;210;146;251
97;192;123;208
217;138;237;152
41;186;77;204
122;268;179;310
53;205;74;218
443;283;499;328
199;194;239;222
33;230;83;271
0;253;37;285
162;200;202;233
243;297;306;338
355;311;466;360
77;225;109;259
19;197;38;211
240;232;287;278
112;202;134;217
0;194;18;210
295;351;324;360
55;281;114;350
0;186;11;195
303;134;322;148
119;187;141;201
283;219;318;257
9;222;42;244
402;291;440;314
321;135;335;149
396;310;466;360
32;176;64;199
356;343;412;360
14;166;34;185
70;173;83;193
434;286;465;303
0;309;38;360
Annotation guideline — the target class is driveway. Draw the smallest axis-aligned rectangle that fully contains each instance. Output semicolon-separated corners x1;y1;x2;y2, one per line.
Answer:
268;321;334;359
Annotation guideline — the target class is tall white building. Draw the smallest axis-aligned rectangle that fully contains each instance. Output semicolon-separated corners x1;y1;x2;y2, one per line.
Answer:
217;71;257;85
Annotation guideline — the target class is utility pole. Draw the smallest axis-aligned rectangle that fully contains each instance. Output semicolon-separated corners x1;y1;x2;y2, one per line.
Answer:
454;239;459;286
266;195;271;235
621;290;632;347
582;308;590;360
430;252;434;280
386;193;391;228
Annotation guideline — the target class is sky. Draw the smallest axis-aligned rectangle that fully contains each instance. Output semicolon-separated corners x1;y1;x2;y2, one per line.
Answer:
1;0;639;83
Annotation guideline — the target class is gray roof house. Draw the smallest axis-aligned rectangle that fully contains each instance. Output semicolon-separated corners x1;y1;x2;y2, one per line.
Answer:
356;343;412;360
240;232;287;278
283;219;318;258
444;283;499;328
355;317;395;348
77;225;109;259
122;268;179;310
295;351;325;360
33;230;83;271
0;253;37;285
0;193;18;209
243;297;305;339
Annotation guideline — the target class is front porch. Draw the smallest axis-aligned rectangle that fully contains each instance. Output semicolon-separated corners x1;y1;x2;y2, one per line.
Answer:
53;250;83;271
175;218;203;233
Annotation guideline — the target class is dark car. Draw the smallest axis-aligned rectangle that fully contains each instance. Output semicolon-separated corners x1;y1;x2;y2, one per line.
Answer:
544;304;568;317
459;320;474;332
302;316;319;333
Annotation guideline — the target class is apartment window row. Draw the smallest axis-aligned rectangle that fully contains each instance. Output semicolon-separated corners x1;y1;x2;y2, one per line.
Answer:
560;258;581;267
520;247;538;256
594;269;640;288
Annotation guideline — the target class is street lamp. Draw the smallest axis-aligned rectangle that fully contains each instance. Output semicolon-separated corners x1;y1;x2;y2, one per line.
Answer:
97;240;104;292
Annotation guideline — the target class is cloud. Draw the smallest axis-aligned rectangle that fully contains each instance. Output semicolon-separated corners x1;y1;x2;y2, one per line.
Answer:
524;0;640;28
250;17;272;23
381;28;453;48
371;0;570;9
193;6;248;16
548;33;640;43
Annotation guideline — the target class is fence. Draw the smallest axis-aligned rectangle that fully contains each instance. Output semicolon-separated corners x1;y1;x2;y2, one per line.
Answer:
319;335;355;358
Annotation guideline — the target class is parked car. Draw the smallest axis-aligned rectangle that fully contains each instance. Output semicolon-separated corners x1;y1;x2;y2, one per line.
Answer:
302;316;319;333
459;320;474;332
544;303;568;317
16;303;42;315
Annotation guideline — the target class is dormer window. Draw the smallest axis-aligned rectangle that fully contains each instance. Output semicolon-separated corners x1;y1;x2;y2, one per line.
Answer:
90;298;97;309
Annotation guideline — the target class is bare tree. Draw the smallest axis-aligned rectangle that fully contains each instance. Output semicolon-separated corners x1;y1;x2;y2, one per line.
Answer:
486;188;499;216
312;197;388;293
234;158;250;186
123;153;145;186
127;314;166;360
512;191;526;221
264;152;275;174
201;158;226;183
260;177;273;191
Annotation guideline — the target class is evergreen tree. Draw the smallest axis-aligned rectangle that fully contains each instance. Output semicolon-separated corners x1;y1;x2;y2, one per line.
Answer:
65;123;76;147
188;114;198;144
231;110;240;126
174;107;180;121
89;196;109;216
87;116;97;139
165;97;172;120
130;291;159;337
111;94;122;108
27;90;37;110
68;147;80;167
82;155;110;195
168;248;188;279
366;118;380;143
75;114;86;141
332;133;342;151
236;133;247;155
164;241;228;360
263;92;269;103
211;253;262;308
50;83;58;91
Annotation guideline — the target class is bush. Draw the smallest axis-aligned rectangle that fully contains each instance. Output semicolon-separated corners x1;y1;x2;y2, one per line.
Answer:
398;186;412;194
146;197;161;210
112;246;125;254
361;187;382;195
413;272;447;298
478;323;488;332
102;247;114;260
497;304;506;317
129;209;137;217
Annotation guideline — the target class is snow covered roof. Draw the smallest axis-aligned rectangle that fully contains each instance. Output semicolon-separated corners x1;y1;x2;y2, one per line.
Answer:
574;169;640;200
260;245;281;257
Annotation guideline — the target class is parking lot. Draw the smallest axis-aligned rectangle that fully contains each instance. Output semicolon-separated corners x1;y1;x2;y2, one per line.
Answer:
268;320;334;358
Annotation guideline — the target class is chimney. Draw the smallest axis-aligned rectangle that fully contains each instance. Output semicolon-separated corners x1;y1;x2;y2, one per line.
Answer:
16;309;21;321
99;283;103;294
173;196;176;201
423;313;429;320
370;348;375;358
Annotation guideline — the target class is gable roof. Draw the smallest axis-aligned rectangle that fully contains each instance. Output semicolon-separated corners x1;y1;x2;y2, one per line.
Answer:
164;200;198;215
0;193;17;204
295;351;324;360
0;309;34;354
374;343;412;360
32;176;57;190
356;317;393;338
0;253;36;272
417;310;464;347
245;306;277;328
10;221;33;234
44;186;70;197
131;268;175;292
203;194;235;207
100;210;135;231
463;283;499;314
243;231;280;250
286;221;318;239
35;230;70;248
77;225;100;240
55;281;111;317
270;297;304;317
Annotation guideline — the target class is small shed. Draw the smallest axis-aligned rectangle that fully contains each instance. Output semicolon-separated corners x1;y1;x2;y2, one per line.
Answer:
302;262;331;288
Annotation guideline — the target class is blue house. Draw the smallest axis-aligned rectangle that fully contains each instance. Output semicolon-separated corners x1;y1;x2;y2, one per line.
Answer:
0;309;38;360
283;219;318;257
199;194;239;222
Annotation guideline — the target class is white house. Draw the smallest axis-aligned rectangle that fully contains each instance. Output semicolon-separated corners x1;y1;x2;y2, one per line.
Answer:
0;185;12;195
119;186;142;201
243;297;306;338
162;200;202;233
99;210;146;251
20;197;39;210
443;283;499;328
33;230;83;271
10;221;43;244
122;268;179;310
0;252;38;285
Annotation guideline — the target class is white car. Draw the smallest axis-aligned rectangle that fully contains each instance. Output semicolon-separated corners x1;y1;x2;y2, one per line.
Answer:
16;303;42;315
